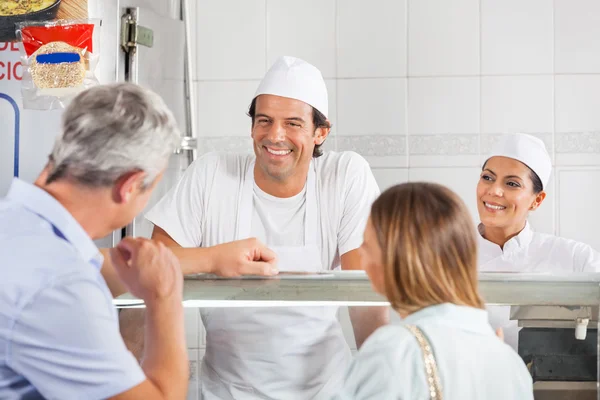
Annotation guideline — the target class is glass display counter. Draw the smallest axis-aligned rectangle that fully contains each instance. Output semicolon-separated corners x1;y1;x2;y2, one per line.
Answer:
115;271;600;399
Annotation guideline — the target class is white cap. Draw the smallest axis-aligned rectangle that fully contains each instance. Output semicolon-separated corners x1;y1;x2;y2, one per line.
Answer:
254;56;328;118
486;133;552;189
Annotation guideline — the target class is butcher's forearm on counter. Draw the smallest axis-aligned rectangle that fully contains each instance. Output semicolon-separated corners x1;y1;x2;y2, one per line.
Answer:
151;226;218;276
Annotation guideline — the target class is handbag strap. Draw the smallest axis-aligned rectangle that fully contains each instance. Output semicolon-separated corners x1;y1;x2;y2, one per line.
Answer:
405;324;443;400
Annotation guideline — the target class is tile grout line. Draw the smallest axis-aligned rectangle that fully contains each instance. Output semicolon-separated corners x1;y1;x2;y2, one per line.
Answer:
334;0;339;152
552;0;558;235
405;0;410;170
192;73;600;83
264;0;268;74
478;0;483;160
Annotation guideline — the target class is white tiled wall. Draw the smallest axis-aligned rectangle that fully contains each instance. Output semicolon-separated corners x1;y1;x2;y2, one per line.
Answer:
337;0;407;77
267;0;337;78
481;0;553;75
184;307;206;399
481;76;554;134
190;0;600;242
185;1;600;391
554;0;600;74
408;0;480;76
185;308;203;400
557;169;600;246
337;78;407;136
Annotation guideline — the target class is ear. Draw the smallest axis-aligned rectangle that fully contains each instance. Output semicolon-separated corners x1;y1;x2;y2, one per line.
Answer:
530;191;547;211
112;171;146;204
314;120;331;145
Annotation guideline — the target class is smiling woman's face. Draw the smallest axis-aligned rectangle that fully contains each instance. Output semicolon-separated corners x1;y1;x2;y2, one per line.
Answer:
476;156;545;231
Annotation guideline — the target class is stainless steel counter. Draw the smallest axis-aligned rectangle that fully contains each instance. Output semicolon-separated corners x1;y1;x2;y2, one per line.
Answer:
114;271;600;308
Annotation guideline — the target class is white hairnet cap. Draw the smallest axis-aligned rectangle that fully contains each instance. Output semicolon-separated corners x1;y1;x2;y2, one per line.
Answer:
254;56;328;118
487;133;552;189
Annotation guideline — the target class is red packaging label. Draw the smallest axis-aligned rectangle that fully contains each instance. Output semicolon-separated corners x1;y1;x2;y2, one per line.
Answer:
20;24;95;56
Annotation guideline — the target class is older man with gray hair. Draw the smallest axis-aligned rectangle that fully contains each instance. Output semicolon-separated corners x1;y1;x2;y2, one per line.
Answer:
0;82;276;400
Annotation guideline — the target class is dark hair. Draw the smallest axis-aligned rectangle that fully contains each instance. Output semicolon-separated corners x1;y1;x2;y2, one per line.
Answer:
529;170;544;193
247;97;330;158
370;182;484;313
482;160;544;194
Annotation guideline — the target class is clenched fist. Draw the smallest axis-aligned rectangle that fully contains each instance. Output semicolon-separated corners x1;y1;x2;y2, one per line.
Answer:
209;237;279;277
110;237;183;303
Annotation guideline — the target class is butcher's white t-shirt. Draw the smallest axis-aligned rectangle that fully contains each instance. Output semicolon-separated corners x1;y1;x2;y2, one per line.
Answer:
145;151;380;398
252;181;306;247
145;150;380;271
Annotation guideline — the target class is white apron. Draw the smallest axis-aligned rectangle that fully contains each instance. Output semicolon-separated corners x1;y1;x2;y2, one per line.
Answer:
478;229;525;351
199;160;351;400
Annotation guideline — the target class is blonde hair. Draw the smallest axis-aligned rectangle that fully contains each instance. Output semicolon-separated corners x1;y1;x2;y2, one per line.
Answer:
370;182;484;314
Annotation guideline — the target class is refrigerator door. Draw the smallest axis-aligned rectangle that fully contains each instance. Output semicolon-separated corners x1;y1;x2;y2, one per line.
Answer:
111;3;188;243
0;1;190;247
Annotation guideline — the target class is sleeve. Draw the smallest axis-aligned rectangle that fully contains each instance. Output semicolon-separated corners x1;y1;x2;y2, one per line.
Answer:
331;354;395;400
337;153;381;255
7;276;146;400
144;154;212;247
575;242;600;272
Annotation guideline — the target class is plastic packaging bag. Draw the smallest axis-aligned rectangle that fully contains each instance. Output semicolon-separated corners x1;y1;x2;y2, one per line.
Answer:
15;19;101;110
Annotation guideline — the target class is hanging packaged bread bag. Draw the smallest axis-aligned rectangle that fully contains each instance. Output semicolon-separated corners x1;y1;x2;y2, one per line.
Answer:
16;19;101;110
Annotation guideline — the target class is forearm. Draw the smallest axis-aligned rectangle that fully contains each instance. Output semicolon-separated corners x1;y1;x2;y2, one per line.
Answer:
151;226;217;275
168;246;215;275
141;296;188;400
348;306;389;349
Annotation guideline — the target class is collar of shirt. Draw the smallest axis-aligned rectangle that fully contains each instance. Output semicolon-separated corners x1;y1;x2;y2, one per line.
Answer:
477;221;534;258
403;303;495;336
6;178;103;269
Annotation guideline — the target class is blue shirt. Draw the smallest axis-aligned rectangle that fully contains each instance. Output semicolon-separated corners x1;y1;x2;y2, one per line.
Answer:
332;303;534;400
0;179;145;400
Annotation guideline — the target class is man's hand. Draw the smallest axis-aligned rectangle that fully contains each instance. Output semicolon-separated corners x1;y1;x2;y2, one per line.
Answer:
208;238;279;277
110;237;183;303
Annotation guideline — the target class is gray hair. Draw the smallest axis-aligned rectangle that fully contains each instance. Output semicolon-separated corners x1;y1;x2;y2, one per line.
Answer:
46;83;180;188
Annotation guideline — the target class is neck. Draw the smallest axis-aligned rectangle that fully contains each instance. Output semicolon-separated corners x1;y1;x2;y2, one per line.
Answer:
253;161;310;198
481;221;527;249
34;173;114;240
396;306;421;319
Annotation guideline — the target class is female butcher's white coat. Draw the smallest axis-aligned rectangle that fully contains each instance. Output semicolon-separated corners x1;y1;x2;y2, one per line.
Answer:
478;222;600;274
478;132;600;349
479;222;600;349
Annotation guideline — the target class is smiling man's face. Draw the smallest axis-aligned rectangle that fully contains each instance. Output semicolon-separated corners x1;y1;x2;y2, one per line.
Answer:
251;94;327;183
